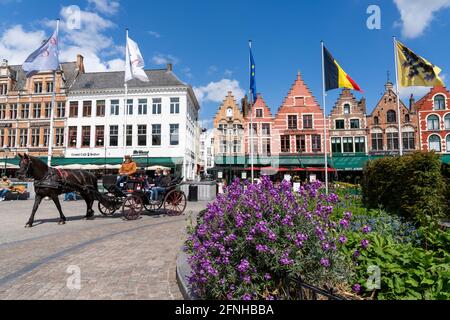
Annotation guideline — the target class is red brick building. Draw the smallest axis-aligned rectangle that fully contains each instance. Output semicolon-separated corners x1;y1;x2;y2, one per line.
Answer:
272;72;329;161
244;94;274;156
415;86;450;153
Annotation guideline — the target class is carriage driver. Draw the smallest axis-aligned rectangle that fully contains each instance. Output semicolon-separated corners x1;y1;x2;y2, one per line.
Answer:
116;155;137;188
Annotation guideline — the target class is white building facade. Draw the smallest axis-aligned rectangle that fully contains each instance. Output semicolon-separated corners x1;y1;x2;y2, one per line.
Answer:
200;128;215;173
66;65;200;180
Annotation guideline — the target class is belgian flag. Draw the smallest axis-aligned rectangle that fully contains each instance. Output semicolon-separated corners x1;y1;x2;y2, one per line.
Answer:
323;46;362;92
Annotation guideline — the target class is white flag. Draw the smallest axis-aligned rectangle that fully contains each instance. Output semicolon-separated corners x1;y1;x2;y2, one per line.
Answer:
125;36;149;82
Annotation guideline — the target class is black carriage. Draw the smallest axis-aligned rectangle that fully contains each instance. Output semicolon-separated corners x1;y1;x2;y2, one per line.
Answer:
98;175;187;220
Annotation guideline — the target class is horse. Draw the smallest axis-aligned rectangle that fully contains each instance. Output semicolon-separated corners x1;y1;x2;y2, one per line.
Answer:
17;154;102;228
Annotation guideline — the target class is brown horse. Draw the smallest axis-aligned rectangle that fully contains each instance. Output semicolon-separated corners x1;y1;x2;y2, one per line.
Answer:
17;154;103;228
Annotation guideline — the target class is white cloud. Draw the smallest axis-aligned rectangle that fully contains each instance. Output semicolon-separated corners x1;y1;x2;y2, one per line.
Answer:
394;0;450;38
148;31;161;38
88;0;120;15
0;4;126;72
152;53;179;65
0;25;46;64
194;79;245;104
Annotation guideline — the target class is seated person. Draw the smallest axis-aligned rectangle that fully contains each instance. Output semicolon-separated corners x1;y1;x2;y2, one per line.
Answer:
0;176;12;202
150;169;171;202
116;156;137;189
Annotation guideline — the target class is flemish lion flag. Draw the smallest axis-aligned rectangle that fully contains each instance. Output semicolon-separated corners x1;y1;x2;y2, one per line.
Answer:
323;46;362;92
396;41;444;87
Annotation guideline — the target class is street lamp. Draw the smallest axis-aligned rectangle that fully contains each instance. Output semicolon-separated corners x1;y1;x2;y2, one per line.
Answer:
2;146;11;176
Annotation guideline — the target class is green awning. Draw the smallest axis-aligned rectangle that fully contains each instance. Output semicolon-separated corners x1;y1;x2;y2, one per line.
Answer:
3;157;183;168
214;155;330;167
332;156;369;171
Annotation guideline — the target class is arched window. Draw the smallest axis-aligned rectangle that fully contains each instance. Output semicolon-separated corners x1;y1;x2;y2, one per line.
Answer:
445;114;450;130
427;115;440;130
434;95;446;110
447;135;450;152
429;135;441;152
387;110;396;123
373;116;379;125
405;114;410;123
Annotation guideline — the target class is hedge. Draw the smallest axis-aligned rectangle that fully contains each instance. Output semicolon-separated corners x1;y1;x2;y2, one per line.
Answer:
362;152;448;226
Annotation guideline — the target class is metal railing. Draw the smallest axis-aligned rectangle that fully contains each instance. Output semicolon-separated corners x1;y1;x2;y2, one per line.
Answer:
283;277;348;300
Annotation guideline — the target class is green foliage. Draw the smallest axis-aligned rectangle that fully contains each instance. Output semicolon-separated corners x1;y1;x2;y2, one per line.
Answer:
362;152;448;227
343;229;450;300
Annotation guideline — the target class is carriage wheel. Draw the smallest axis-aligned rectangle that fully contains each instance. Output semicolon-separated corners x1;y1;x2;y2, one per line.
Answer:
164;190;187;216
122;195;143;220
98;193;117;216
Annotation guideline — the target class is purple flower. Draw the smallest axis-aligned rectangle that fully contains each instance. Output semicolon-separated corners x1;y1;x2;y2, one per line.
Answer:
352;284;362;294
242;294;252;301
339;219;350;229
237;259;250;274
353;250;361;259
256;244;269;253
264;273;272;280
322;242;331;251
320;258;330;268
344;212;352;220
361;239;370;249
362;225;372;234
338;235;347;244
242;275;251;283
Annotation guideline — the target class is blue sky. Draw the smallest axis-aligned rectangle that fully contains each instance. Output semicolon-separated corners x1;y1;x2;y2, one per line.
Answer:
1;0;450;127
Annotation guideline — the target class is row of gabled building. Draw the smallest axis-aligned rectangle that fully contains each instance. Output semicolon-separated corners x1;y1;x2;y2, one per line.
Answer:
211;72;450;179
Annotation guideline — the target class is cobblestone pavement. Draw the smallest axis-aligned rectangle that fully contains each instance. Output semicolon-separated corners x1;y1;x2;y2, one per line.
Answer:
0;198;207;300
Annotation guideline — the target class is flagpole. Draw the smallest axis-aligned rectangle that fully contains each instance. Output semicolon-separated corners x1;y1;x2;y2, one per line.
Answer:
249;40;254;184
393;36;403;156
321;41;329;194
124;29;129;157
47;19;60;167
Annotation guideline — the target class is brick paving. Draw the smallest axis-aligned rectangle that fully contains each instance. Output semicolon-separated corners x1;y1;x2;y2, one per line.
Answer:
0;198;207;300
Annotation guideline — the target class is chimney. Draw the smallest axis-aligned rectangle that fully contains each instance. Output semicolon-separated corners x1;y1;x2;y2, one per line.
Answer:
409;94;415;111
76;54;85;73
166;63;173;72
1;59;8;67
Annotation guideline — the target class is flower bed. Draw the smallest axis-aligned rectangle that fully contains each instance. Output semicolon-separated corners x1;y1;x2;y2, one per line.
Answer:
185;177;368;300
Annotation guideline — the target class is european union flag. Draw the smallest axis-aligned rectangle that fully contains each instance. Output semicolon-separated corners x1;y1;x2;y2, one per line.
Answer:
249;43;257;102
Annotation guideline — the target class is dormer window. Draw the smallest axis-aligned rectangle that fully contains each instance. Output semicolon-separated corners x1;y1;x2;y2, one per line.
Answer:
0;84;7;95
343;104;351;114
226;107;233;118
387;110;396;123
434;95;446;110
374;116;379;125
256;109;263;118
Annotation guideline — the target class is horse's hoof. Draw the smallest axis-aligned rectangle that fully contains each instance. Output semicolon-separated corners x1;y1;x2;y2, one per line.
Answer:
85;216;95;221
25;224;33;228
58;221;66;225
